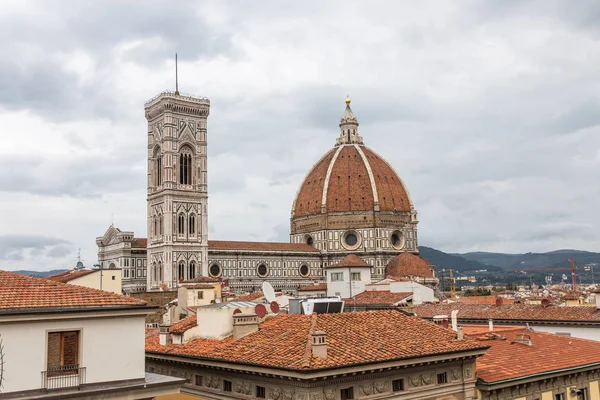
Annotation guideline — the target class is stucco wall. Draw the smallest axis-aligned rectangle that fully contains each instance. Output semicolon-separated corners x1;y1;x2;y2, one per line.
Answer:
0;314;146;393
71;270;122;294
531;325;600;341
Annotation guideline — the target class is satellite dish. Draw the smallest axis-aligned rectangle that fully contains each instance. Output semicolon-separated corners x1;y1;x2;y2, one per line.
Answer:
495;296;503;306
255;304;267;318
233;308;242;315
270;301;280;314
215;298;221;304
262;282;276;303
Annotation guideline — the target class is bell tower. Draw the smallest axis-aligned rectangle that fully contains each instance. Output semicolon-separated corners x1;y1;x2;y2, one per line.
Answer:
145;90;210;289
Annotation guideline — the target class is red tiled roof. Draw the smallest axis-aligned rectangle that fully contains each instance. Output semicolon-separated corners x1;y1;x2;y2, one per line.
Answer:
0;270;147;310
385;253;434;279
347;291;412;305
182;284;216;290
472;328;600;383
236;292;264;302
454;296;515;305
412;303;600;323
325;255;370;269
146;310;488;370
170;314;198;334
46;269;96;283
298;283;328;292
208;240;318;252
131;238;147;248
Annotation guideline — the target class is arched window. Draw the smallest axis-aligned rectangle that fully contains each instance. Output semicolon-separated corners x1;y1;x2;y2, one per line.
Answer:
153;217;158;238
178;261;185;281
158;262;163;282
159;215;163;235
151;216;155;236
188;261;196;280
178;214;185;235
189;214;196;235
152;262;157;282
154;146;162;187
179;147;193;185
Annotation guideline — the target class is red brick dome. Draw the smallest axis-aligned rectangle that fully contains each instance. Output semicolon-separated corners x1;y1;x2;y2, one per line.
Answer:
385;253;435;279
292;144;413;217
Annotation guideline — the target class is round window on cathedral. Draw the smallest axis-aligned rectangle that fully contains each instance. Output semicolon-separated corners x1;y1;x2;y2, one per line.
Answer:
299;264;310;277
390;230;405;250
341;230;361;250
257;263;269;278
209;263;222;278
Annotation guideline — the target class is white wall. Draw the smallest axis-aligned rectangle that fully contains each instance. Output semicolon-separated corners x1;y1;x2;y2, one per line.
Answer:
326;267;370;299
390;281;434;305
0;314;146;393
531;324;600;341
71;270;122;294
194;305;256;339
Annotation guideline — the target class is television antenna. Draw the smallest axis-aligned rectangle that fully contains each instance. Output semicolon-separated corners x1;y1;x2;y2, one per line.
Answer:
262;282;276;303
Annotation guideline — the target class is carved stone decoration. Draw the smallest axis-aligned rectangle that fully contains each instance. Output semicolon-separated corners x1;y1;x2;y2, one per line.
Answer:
323;389;336;400
375;381;389;393
297;393;307;400
451;368;461;381
310;393;323;400
282;389;294;400
205;376;220;389
421;373;434;385
410;375;422;387
360;383;374;396
464;366;472;379
234;381;252;395
269;388;282;400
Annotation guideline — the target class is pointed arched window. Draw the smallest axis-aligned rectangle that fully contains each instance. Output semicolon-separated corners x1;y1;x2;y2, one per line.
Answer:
159;214;163;235
179;147;193;185
178;214;185;235
178;261;185;281
188;261;196;280
189;214;195;235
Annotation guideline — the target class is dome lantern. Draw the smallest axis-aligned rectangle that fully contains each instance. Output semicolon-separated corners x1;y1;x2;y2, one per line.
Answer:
336;95;364;146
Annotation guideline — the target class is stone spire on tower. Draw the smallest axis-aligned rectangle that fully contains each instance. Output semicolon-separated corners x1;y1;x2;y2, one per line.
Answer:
336;95;364;146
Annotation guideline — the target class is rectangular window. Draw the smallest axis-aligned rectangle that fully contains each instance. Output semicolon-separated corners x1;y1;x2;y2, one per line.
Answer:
223;380;232;392
195;375;203;386
351;272;361;281
392;379;404;392
340;387;354;400
579;388;588;400
555;394;565;400
256;385;266;398
47;331;79;375
331;272;344;282
437;372;448;384
198;291;204;300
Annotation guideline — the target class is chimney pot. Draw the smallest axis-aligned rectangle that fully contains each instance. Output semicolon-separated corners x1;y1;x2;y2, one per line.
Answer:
312;330;327;358
594;292;600;310
233;313;259;340
159;325;172;345
514;333;532;346
457;325;464;340
488;319;494;332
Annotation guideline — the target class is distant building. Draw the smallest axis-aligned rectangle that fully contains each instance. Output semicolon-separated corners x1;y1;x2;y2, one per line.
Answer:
96;225;147;293
46;268;122;294
0;270;183;399
146;309;487;399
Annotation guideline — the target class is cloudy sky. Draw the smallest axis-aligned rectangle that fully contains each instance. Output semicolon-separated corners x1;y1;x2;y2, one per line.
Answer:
1;1;600;271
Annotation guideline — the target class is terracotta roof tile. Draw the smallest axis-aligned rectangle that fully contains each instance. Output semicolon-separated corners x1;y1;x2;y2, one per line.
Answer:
46;269;96;283
293;148;336;217
347;291;412;305
208;240;318;252
455;295;515;305
146;310;488;370
182;284;216;290
131;238;147;248
413;303;600;323
236;292;264;302
0;270;147;310
472;328;600;383
385;253;435;279
298;283;328;292
325;255;370;269
170;314;198;334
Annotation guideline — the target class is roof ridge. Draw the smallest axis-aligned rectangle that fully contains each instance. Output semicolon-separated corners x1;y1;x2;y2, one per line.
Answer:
301;313;319;368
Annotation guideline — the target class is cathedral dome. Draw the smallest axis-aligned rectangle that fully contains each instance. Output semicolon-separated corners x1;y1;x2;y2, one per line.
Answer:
292;97;413;218
385;253;435;279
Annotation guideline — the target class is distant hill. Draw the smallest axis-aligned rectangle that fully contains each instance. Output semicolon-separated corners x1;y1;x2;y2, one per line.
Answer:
457;250;600;270
11;269;67;277
418;246;502;272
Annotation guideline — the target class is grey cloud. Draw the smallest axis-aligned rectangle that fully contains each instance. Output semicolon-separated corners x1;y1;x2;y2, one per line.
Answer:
0;235;72;261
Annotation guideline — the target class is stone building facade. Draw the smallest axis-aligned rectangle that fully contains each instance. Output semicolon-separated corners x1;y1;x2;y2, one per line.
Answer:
97;91;432;292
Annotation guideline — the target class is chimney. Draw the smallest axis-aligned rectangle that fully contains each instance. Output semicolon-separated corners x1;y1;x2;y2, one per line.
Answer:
488;319;494;332
451;310;459;332
312;331;327;358
233;313;259;340
159;325;172;345
514;333;532;346
594;291;600;310
456;325;464;340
